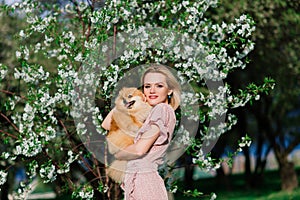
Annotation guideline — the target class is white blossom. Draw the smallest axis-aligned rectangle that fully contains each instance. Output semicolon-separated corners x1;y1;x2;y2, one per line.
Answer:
16;51;22;58
73;185;94;199
0;171;7;185
40;164;56;183
74;52;83;62
175;125;192;146
19;30;26;38
255;94;260;100
159;15;166;21
0;68;8;80
210;193;217;200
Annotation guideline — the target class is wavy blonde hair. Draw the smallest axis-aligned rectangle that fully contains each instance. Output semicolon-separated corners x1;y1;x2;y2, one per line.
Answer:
141;64;181;110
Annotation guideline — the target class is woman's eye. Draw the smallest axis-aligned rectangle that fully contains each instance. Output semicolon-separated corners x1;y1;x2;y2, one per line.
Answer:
144;85;150;89
157;84;164;88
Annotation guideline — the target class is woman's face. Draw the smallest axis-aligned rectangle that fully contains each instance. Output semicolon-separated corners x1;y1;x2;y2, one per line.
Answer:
143;72;172;106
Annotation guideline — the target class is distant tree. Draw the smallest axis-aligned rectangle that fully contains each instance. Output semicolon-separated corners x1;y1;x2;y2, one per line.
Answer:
209;0;300;191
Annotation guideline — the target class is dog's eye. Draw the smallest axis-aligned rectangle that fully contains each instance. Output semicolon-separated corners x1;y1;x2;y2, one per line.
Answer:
128;94;133;98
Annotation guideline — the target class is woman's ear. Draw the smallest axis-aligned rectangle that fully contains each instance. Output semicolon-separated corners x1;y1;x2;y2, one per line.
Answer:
168;90;173;96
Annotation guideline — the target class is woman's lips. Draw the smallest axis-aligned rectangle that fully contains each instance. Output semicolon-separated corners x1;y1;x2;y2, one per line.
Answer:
148;95;158;99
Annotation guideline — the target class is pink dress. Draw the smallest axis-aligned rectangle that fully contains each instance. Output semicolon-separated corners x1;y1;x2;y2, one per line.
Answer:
123;103;176;200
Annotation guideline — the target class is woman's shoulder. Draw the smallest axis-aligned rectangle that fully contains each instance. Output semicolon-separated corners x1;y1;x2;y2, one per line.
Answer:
149;103;175;122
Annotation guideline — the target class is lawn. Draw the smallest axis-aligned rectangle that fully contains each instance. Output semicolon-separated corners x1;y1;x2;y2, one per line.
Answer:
174;168;300;200
29;168;300;199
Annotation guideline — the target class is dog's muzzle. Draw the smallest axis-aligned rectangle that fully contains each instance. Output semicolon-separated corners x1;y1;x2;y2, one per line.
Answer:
123;99;136;109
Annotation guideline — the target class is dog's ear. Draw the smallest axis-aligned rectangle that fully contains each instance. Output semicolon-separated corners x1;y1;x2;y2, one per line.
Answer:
142;94;147;102
136;86;145;100
137;85;143;90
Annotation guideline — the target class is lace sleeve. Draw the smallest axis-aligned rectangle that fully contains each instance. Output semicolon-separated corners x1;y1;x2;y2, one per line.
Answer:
135;103;174;145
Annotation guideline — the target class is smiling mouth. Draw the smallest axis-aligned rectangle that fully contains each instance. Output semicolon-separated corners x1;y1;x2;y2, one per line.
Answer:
149;96;158;99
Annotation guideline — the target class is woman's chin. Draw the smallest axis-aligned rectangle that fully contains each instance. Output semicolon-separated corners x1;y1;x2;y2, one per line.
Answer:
147;100;158;106
147;99;167;106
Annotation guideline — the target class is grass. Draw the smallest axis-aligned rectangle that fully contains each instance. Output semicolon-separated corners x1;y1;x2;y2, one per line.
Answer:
174;168;300;200
30;168;300;199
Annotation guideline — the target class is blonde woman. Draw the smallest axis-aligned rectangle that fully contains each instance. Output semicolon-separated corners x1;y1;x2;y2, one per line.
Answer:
102;64;181;199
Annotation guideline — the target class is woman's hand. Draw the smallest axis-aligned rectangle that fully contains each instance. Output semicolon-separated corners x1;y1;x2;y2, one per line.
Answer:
114;125;160;160
101;109;114;130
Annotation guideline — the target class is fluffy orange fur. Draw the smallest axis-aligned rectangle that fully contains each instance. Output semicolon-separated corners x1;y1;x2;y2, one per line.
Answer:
106;87;152;183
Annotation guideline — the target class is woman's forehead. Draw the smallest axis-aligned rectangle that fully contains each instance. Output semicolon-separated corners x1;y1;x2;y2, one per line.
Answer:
143;72;166;84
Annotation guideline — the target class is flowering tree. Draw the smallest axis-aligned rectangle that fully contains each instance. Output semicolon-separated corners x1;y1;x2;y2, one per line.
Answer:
0;0;275;199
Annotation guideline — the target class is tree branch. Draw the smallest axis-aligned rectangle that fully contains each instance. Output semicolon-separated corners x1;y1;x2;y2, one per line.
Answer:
0;129;18;140
0;89;26;99
0;112;19;133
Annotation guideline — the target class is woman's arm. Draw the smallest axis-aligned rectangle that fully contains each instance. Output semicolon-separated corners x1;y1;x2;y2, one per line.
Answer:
114;125;160;160
101;109;114;130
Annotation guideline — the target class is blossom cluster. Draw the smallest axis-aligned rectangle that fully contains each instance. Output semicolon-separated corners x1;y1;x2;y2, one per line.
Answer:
72;184;94;199
0;171;7;187
193;150;221;172
0;64;8;81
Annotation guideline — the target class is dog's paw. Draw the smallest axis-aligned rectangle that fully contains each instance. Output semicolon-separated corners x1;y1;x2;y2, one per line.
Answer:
106;138;121;154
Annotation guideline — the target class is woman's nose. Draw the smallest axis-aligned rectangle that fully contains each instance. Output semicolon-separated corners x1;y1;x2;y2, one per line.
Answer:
150;86;155;93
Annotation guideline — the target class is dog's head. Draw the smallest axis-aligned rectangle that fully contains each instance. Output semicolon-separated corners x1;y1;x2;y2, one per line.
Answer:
115;87;147;111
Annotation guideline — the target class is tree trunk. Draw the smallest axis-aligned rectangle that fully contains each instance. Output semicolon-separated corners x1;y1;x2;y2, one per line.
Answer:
0;181;9;200
251;137;270;188
215;166;231;190
279;161;298;191
184;155;194;189
242;145;251;187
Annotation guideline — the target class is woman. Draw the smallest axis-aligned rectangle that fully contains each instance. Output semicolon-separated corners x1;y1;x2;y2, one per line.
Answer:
102;64;181;200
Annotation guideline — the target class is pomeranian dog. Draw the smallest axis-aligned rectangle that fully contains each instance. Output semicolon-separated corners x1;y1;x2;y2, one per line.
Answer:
106;87;152;183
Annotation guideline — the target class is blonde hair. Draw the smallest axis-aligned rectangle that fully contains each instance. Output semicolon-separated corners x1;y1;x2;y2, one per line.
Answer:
141;64;181;110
